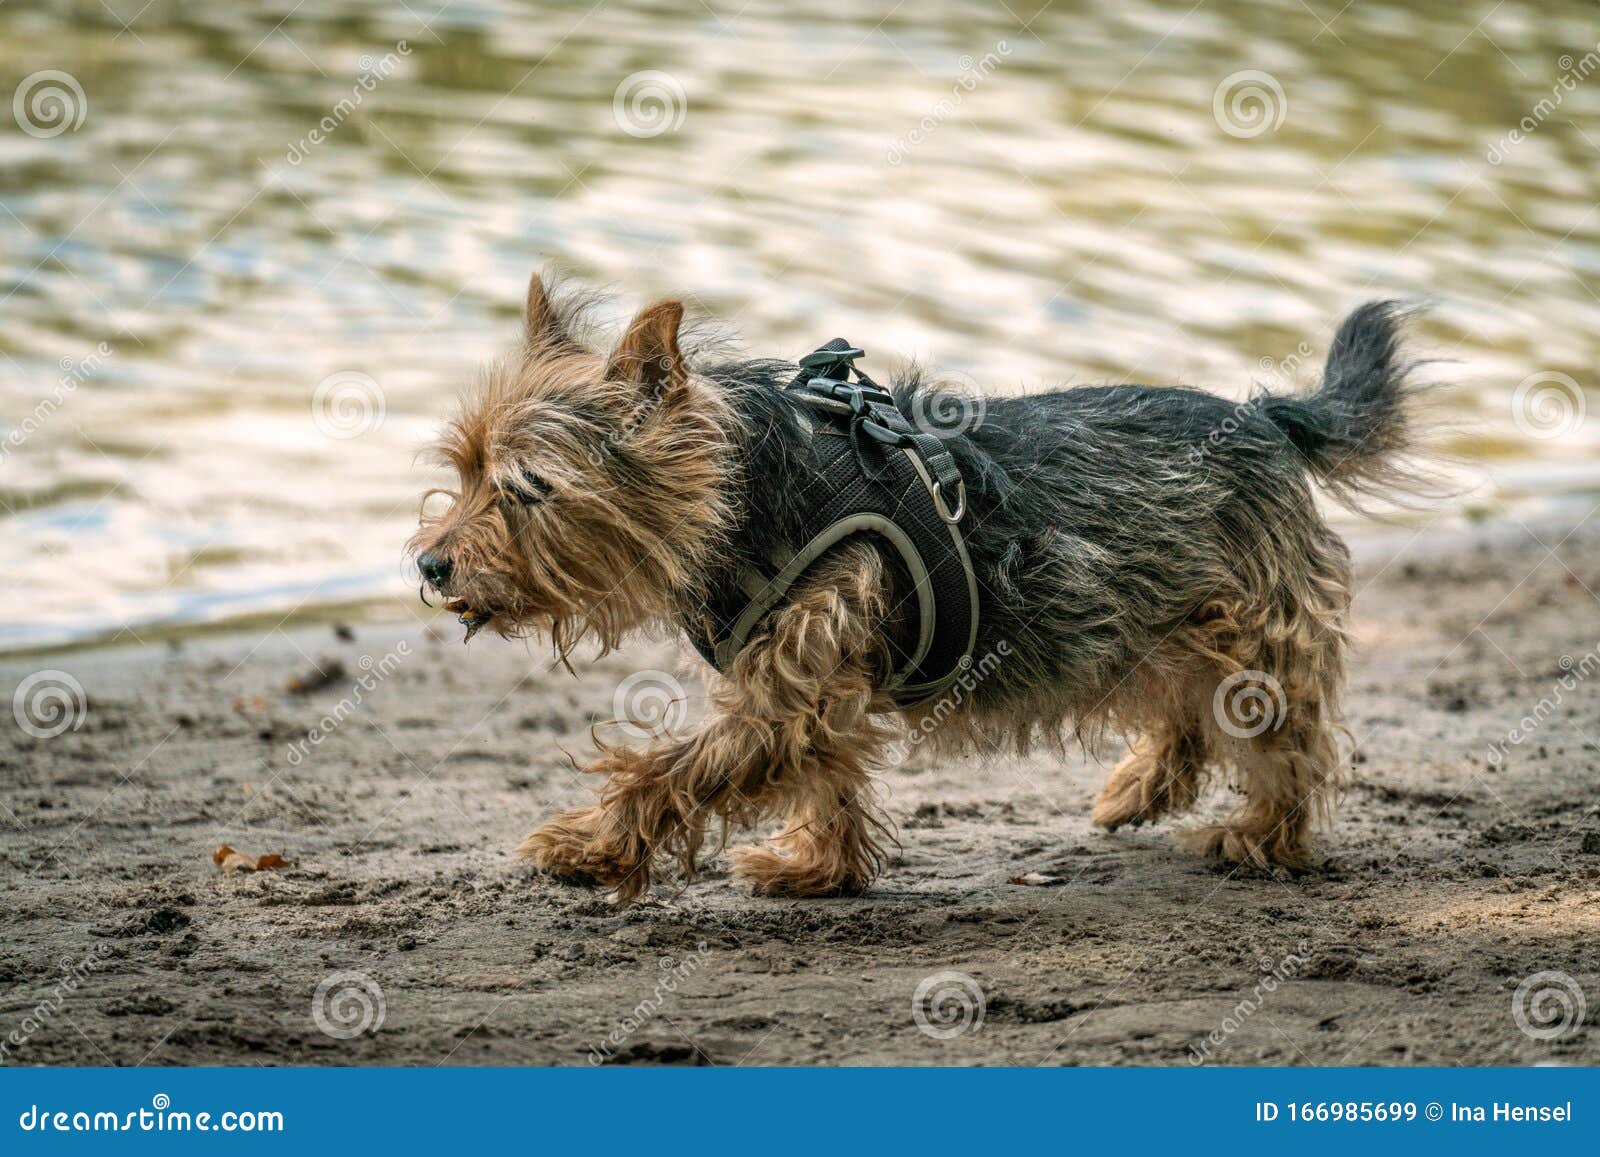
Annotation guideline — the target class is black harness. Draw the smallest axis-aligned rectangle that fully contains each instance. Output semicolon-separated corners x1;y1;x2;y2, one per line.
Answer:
685;341;980;708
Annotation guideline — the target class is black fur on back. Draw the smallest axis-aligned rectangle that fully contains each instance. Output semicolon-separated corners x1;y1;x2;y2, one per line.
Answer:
697;303;1423;731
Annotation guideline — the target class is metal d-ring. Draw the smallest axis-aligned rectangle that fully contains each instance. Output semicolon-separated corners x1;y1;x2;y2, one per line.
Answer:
932;479;966;524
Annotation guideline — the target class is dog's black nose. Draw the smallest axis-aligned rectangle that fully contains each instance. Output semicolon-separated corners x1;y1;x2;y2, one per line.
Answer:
417;552;452;587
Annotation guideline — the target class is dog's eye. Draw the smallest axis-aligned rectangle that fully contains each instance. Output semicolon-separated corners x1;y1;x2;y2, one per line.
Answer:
503;470;550;505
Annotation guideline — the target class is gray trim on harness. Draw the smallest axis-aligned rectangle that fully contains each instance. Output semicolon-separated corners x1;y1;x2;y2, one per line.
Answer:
713;509;934;680
711;443;980;709
895;447;981;705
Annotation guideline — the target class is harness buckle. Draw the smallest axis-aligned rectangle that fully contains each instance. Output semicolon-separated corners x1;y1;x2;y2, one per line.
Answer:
798;345;866;376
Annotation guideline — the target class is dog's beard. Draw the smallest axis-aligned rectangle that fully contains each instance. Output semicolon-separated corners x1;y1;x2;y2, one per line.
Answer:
441;598;496;641
422;570;642;665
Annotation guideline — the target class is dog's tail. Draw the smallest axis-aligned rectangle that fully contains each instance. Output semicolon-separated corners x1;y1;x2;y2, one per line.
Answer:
1259;300;1435;511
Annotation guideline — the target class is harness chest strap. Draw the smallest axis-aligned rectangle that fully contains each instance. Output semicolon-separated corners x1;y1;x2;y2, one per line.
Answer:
686;341;980;709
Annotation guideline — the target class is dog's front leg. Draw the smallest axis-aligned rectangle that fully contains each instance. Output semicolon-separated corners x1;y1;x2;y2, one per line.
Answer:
515;739;700;903
519;547;894;903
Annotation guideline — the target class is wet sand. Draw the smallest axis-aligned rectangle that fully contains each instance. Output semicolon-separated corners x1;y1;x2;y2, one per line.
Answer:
2;514;1598;1066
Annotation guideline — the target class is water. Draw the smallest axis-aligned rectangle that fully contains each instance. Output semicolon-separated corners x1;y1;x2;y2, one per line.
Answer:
2;0;1597;653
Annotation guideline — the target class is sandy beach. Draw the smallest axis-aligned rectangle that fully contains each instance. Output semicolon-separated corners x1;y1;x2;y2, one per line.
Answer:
3;513;1597;1067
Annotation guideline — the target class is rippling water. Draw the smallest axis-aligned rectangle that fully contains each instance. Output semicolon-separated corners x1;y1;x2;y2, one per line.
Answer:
2;0;1597;652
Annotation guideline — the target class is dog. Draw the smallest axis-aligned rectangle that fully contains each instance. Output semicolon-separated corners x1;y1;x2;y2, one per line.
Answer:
410;273;1427;903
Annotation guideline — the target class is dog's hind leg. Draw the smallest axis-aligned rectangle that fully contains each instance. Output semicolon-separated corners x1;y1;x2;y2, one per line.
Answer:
519;545;893;902
1176;685;1341;868
1174;537;1350;869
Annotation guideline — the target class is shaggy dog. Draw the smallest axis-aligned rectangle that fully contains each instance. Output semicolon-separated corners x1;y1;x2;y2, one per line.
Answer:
410;274;1427;903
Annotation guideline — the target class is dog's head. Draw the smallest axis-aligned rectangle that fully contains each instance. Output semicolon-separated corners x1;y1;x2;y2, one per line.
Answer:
409;273;730;656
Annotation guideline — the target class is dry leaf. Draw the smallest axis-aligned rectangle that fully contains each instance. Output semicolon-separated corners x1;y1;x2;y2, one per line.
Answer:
213;845;290;872
1008;872;1064;887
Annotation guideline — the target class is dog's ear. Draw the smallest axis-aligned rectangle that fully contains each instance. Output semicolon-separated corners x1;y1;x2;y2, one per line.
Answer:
524;272;576;351
605;301;687;397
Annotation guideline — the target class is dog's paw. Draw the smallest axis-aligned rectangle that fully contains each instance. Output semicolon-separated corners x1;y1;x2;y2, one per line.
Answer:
1175;824;1310;871
1091;772;1155;832
730;844;872;898
517;807;645;894
1093;746;1203;832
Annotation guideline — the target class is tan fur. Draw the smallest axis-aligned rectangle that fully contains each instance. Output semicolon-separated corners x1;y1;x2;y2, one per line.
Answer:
517;542;895;903
408;280;734;664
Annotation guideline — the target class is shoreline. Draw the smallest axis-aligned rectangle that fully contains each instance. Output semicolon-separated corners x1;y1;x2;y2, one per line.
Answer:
2;511;1598;1065
10;488;1600;664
